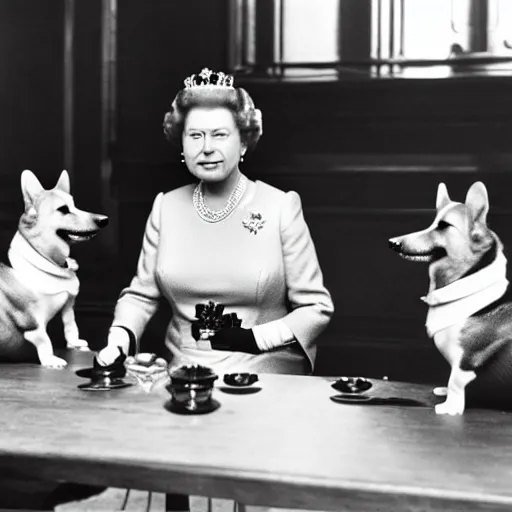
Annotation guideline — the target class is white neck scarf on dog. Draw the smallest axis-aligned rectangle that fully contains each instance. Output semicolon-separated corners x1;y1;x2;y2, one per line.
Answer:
8;232;79;295
422;249;509;337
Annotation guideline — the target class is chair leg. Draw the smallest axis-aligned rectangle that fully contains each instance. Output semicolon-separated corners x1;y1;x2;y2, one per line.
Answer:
165;493;190;512
233;502;246;512
44;482;107;509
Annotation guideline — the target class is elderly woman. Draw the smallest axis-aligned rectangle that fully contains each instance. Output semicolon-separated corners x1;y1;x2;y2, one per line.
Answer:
98;67;333;376
90;68;334;512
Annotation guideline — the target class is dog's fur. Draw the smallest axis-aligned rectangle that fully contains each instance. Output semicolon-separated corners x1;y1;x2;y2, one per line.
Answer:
0;170;108;368
390;182;512;414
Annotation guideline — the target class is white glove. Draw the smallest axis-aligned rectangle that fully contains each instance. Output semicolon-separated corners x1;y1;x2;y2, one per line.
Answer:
96;327;131;366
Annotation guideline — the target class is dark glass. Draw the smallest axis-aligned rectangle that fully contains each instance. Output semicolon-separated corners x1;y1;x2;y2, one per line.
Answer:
224;373;259;387
331;377;373;394
166;365;218;413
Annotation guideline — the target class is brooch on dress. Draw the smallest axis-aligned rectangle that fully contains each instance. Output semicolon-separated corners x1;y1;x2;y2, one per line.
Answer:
242;211;266;234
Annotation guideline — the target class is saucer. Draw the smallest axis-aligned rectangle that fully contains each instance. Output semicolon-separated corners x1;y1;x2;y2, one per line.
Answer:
164;398;221;415
218;385;262;395
78;379;133;391
330;394;425;406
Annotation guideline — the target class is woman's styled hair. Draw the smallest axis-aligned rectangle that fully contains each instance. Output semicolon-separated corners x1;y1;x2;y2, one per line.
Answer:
163;68;263;152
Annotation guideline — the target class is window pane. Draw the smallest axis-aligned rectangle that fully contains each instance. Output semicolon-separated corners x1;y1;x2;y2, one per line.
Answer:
402;0;455;59
493;0;512;52
281;0;339;62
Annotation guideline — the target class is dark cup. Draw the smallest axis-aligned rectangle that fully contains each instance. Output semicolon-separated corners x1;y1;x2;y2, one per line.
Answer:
166;365;218;413
331;376;373;394
224;373;259;387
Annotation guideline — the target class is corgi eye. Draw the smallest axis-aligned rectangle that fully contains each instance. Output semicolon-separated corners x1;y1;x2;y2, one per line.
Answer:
57;205;70;214
437;220;450;230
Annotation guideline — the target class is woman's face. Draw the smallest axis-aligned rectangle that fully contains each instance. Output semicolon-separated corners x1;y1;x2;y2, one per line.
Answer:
182;107;246;183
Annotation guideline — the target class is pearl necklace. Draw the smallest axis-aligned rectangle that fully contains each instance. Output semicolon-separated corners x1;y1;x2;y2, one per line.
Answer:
193;175;247;223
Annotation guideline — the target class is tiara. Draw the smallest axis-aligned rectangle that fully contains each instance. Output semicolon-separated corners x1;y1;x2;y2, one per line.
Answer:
184;68;234;89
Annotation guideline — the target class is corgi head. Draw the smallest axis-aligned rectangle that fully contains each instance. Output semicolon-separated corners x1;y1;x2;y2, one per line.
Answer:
389;182;497;291
18;170;108;267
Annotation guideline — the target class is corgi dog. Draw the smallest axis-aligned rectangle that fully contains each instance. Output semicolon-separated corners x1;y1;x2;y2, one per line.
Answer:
0;170;108;368
389;182;512;415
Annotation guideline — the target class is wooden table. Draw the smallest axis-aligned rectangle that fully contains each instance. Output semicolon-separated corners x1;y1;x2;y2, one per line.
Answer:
1;351;512;512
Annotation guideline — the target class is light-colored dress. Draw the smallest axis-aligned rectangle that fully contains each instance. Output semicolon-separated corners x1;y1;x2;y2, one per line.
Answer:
112;178;333;375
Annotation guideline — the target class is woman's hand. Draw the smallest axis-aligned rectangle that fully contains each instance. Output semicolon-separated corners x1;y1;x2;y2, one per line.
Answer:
96;345;123;366
96;327;132;366
209;327;261;354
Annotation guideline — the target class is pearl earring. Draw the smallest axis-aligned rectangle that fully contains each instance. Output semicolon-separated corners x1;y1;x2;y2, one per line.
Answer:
181;152;185;163
240;155;244;163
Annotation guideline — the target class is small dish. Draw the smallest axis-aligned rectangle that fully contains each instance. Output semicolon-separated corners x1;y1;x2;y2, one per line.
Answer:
78;379;132;391
223;373;259;387
331;376;372;394
218;386;262;395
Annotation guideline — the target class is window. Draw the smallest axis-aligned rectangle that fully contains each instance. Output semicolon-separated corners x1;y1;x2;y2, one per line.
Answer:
228;0;340;79
229;0;512;79
373;0;512;77
492;0;512;50
279;0;339;77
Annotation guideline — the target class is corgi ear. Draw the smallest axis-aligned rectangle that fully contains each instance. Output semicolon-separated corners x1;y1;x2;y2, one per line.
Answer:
20;170;44;207
465;181;489;224
436;183;451;210
55;170;70;194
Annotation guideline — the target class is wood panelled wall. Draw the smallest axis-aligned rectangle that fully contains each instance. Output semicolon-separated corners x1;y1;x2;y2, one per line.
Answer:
2;1;512;383
0;0;65;251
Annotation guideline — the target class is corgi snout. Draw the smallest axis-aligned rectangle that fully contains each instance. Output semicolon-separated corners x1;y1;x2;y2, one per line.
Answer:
389;238;402;252
94;215;109;229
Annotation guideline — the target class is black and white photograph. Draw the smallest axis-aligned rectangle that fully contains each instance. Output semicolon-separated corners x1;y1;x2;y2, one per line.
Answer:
1;1;512;510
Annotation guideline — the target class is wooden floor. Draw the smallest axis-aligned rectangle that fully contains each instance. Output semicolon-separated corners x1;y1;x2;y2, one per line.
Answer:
56;488;166;511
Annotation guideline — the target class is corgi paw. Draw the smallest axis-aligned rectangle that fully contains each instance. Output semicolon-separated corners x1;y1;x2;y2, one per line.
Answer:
67;338;90;351
435;399;465;415
40;355;68;369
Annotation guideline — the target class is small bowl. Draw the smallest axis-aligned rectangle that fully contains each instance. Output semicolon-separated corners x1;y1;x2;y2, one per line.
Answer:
331;376;373;394
224;373;259;387
166;365;219;413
